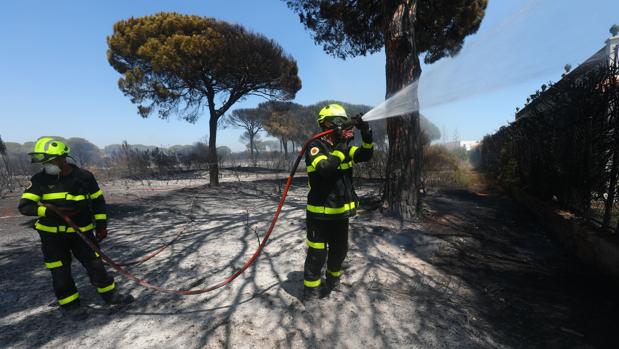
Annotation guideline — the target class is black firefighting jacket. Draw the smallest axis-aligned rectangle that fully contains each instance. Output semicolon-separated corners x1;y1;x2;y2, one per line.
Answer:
305;135;373;220
18;164;107;233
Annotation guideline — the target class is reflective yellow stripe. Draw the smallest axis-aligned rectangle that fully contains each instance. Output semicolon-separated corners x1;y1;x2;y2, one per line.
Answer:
310;158;350;172
58;292;79;305
362;142;374;149
331;150;345;162
306;239;325;249
94;214;107;220
45;260;63;269
307;202;356;215
42;192;68;200
66;194;87;201
37;206;47;217
338;161;353;170
349;146;359;159
35;222;57;232
66;224;94;232
307;205;323;214
97;282;115;294
41;192;88;201
311;155;328;168
90;189;104;199
304;279;321;288
22;192;41;202
324;202;354;214
35;222;94;233
327;269;342;277
95;252;100;257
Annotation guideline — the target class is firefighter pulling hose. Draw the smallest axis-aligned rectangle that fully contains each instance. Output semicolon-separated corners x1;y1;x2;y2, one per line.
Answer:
17;104;372;316
18;138;134;321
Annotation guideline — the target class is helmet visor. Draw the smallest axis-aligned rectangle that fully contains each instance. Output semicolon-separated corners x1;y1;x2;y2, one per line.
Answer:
322;116;348;129
28;152;57;164
332;116;348;126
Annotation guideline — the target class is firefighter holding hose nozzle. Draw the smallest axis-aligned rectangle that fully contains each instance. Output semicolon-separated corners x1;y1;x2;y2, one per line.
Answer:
302;104;374;303
18;137;134;321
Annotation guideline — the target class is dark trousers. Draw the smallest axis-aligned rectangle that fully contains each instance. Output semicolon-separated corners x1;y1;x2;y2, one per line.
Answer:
303;217;349;288
38;230;114;307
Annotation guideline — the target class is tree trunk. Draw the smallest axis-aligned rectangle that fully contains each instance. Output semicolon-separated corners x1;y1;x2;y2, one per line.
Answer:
0;154;14;192
282;138;289;157
207;114;219;185
382;1;422;220
252;132;260;167
249;135;255;160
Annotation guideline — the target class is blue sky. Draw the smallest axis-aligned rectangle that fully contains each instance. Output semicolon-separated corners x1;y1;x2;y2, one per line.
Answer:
1;0;618;151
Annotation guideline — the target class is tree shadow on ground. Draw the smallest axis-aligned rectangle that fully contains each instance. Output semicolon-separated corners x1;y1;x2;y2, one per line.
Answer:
4;181;617;348
0;182;535;348
1;181;295;347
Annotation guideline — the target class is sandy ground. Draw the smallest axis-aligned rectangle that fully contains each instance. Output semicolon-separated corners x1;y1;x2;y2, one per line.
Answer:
1;170;618;348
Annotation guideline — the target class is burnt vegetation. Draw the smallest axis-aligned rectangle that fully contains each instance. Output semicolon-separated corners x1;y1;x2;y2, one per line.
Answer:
481;63;619;233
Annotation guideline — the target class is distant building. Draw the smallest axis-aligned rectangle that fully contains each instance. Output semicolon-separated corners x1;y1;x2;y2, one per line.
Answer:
516;34;619;120
443;140;479;151
460;141;480;151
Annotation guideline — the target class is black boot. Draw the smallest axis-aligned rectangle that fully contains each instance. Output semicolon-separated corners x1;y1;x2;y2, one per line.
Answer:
326;275;340;292
321;275;341;298
101;290;134;306
302;286;320;304
61;302;89;321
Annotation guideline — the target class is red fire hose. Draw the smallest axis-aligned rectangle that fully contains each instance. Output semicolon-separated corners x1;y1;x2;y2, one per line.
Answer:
112;225;187;267
110;204;196;267
44;129;334;295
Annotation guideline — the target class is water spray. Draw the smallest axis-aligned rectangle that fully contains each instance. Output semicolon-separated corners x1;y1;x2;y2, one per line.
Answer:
358;0;617;139
362;81;420;122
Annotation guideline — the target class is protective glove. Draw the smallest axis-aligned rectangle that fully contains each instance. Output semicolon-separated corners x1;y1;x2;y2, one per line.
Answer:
351;113;364;128
361;127;372;144
351;113;372;142
95;222;108;242
358;119;370;133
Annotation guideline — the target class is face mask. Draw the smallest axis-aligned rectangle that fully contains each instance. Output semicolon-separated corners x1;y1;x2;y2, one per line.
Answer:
44;164;62;175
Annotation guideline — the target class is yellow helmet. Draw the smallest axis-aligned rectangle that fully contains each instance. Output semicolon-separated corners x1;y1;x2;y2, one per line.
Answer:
28;137;71;163
317;103;348;126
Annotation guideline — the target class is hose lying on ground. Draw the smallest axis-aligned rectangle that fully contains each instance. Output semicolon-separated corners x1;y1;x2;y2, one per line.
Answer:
110;198;197;267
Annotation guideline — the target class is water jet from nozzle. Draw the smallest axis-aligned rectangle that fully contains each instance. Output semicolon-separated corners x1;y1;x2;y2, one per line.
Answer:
361;80;419;122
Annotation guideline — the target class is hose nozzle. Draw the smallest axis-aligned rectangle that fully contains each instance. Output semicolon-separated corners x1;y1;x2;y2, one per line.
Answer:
339;113;363;130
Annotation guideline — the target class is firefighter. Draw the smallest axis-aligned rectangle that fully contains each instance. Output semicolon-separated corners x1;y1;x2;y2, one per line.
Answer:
302;104;373;302
18;137;134;320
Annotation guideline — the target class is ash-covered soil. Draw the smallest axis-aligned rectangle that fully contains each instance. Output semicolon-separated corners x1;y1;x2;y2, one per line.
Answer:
1;171;617;348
